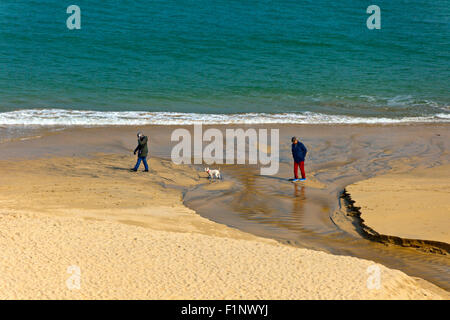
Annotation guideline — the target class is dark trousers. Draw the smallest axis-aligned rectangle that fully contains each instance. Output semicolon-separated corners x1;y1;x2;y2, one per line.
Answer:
134;156;149;171
294;161;305;179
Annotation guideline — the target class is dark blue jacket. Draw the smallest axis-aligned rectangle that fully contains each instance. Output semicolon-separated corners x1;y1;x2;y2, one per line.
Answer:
292;141;307;163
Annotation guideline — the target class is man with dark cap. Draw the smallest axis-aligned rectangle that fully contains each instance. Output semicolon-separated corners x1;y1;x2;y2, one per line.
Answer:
291;136;307;181
131;132;149;172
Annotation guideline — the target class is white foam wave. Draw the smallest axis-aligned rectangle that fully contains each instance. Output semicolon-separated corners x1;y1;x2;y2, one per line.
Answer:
0;109;449;126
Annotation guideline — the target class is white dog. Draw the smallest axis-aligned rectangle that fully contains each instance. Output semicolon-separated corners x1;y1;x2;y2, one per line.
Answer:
205;167;221;180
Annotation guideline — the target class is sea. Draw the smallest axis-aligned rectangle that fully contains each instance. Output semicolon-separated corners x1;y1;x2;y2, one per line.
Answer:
0;0;449;125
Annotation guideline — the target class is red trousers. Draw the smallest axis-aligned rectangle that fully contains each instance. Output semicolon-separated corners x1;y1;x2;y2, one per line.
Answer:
294;161;305;179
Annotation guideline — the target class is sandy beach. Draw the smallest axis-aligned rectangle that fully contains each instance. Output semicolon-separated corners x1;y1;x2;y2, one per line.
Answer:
0;153;447;299
346;165;450;244
0;124;449;299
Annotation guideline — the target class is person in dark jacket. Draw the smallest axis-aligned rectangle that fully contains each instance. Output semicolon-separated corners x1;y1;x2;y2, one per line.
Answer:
132;132;149;172
291;136;307;181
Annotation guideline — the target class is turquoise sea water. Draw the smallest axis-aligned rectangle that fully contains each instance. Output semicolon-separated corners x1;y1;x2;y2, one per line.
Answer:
0;0;449;124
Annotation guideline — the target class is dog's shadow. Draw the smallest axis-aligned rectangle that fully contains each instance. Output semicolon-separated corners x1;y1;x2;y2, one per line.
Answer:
199;173;224;182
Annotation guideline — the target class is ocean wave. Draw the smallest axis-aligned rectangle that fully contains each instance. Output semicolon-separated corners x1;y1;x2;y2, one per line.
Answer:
0;109;449;126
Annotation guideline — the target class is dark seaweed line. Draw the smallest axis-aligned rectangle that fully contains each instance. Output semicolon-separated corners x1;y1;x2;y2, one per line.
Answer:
340;189;450;256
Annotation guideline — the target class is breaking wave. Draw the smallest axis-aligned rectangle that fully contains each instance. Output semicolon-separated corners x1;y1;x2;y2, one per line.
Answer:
0;109;449;126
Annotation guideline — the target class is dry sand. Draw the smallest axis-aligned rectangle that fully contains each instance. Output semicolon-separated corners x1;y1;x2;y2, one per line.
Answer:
0;154;448;299
347;165;450;244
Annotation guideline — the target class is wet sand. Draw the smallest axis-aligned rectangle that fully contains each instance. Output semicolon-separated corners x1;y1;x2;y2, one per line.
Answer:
0;123;449;298
181;123;450;290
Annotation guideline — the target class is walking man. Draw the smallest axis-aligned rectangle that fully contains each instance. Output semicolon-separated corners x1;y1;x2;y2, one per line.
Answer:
291;136;307;181
132;132;149;172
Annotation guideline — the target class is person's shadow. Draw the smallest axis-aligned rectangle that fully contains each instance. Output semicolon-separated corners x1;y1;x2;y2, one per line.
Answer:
106;165;131;171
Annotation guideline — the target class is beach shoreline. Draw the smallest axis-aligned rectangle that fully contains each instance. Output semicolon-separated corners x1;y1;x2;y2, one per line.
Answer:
2;0;449;302
0;123;449;298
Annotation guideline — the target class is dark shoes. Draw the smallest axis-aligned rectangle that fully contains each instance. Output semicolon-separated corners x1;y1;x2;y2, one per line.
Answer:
130;168;148;172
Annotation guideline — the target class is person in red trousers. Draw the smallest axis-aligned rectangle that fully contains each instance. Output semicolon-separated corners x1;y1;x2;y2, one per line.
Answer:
291;136;307;181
